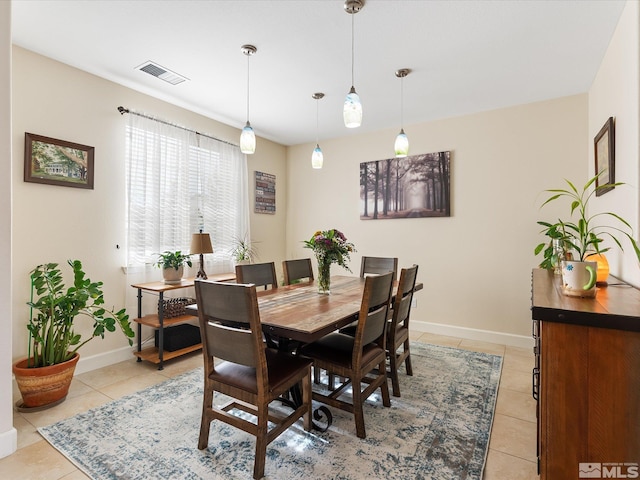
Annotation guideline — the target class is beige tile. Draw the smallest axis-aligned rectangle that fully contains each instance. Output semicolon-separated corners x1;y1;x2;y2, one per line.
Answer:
99;371;169;400
75;359;150;389
155;351;203;378
499;367;532;395
484;449;539;480
503;351;534;373
0;440;76;480
495;387;537;423
19;390;112;429
13;414;42;450
413;332;462;348
458;339;506;356
489;413;537;462
60;469;91;479
505;345;534;358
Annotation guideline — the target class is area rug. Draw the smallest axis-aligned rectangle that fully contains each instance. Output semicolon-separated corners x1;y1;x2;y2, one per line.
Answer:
38;342;502;479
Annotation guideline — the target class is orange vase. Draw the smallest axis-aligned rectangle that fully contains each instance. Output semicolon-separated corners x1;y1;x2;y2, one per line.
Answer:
12;353;80;409
585;253;610;285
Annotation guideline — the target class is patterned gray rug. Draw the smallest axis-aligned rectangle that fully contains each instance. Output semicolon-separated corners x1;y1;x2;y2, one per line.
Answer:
39;342;502;479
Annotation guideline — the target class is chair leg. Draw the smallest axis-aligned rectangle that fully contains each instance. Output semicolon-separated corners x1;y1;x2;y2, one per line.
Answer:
389;351;401;397
351;376;366;439
403;339;413;376
198;388;213;450
302;371;312;432
253;403;268;480
379;359;391;408
313;366;321;384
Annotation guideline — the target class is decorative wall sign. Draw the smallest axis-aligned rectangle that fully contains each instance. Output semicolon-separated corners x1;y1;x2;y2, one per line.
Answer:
24;133;94;189
255;171;275;214
594;116;615;197
360;151;451;220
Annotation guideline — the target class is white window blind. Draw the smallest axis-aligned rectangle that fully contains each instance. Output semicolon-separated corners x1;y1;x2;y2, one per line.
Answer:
124;113;249;279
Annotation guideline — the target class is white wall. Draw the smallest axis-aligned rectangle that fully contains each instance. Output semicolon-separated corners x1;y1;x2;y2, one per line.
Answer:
10;47;287;369
588;0;640;287
286;95;587;343
0;0;17;460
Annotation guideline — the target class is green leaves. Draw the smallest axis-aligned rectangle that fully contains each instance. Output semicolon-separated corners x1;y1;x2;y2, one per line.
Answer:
26;260;134;368
535;172;640;265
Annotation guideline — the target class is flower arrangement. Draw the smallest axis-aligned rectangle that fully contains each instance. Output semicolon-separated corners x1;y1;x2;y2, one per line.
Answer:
303;229;356;293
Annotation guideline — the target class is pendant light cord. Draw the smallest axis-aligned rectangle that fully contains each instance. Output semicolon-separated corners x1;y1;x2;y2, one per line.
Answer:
351;13;355;87
316;98;320;145
246;53;250;122
400;75;404;129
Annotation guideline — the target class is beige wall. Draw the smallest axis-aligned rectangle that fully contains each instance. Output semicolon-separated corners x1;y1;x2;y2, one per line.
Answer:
588;0;640;286
286;95;587;341
10;47;287;367
1;0;17;459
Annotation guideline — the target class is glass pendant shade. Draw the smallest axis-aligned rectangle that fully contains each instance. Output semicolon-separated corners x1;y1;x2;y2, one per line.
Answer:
312;144;324;169
343;86;362;128
394;128;409;157
240;121;256;154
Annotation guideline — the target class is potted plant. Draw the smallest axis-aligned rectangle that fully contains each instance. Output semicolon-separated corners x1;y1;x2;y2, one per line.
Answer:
231;235;258;265
155;250;192;284
12;260;135;410
535;174;640;296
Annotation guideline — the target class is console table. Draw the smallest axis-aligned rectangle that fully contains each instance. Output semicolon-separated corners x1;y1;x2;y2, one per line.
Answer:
531;268;640;478
132;273;235;370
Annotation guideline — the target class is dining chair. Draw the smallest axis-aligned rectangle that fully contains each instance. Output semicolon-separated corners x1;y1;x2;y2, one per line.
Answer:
387;264;419;397
235;261;278;290
282;258;314;285
194;280;312;480
360;256;398;281
299;271;394;439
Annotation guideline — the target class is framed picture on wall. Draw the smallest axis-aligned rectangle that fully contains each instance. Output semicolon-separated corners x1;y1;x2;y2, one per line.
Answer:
594;117;615;197
24;132;95;189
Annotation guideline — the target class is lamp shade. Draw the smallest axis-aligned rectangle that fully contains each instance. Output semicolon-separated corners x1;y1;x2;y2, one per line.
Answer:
240;121;256;154
190;233;214;255
343;87;362;128
312;145;324;169
394;129;409;157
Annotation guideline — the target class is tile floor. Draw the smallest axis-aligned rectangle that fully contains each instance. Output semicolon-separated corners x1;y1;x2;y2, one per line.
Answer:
1;332;538;479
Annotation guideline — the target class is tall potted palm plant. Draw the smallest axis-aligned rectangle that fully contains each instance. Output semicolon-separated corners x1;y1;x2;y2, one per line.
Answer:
12;260;135;410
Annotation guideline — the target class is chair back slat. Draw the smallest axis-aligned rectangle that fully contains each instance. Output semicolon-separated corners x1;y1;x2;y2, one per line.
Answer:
235;262;278;290
354;272;394;354
392;265;419;329
360;256;398;281
194;280;264;369
282;258;314;285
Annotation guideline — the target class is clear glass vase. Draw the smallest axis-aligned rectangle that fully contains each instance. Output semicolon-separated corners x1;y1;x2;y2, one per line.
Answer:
317;257;331;294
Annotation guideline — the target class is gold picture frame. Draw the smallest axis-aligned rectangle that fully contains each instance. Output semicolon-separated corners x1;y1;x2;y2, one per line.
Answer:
594;117;615;197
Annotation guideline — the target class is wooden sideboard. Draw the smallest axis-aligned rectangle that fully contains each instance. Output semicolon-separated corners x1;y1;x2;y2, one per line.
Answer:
531;268;640;479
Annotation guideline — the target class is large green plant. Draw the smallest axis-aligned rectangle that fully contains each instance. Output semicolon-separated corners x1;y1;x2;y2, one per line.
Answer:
26;260;135;368
535;174;640;266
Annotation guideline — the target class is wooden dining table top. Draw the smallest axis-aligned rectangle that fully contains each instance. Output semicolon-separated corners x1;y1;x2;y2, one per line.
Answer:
189;275;422;344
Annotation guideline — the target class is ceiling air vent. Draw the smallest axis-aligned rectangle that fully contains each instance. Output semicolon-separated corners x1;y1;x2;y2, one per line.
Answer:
136;61;188;85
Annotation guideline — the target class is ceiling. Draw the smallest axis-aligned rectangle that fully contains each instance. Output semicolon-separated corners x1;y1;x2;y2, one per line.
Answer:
11;0;626;147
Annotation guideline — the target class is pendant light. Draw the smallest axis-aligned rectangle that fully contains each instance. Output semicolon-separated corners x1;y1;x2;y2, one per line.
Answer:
394;68;410;158
240;44;257;154
312;93;325;169
343;0;363;128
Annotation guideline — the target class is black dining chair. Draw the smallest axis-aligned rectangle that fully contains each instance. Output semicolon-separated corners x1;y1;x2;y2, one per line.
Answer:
194;279;312;480
235;262;278;290
282;258;314;285
387;264;419;397
299;271;394;439
360;256;398;281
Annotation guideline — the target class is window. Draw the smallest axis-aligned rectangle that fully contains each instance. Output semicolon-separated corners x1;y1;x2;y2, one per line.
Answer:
125;113;249;276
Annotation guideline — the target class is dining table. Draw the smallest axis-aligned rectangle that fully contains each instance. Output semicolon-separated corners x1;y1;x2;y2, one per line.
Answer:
188;274;423;430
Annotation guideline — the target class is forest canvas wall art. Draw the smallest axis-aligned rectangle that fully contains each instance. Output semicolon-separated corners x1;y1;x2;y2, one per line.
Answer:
360;151;450;220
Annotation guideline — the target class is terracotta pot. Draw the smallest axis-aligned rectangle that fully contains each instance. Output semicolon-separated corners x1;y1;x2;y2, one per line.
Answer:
12;353;80;409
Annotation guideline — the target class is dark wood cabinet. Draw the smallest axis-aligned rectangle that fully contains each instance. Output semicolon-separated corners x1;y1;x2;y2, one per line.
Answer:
531;269;640;479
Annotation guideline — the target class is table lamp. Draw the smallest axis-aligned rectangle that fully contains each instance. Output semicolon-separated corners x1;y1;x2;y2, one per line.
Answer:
190;231;214;279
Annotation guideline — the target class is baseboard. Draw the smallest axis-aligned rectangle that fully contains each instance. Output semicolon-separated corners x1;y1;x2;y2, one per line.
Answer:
75;346;135;375
0;427;17;459
411;321;534;349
